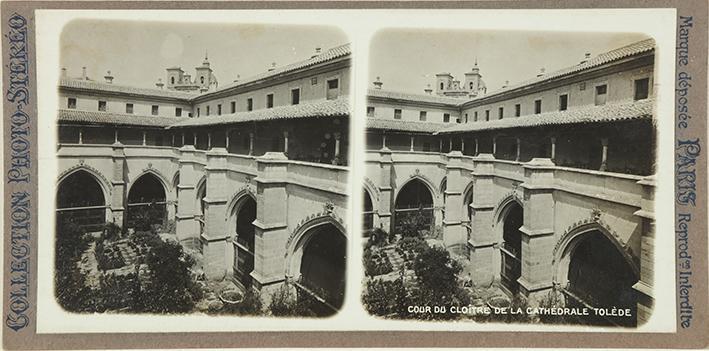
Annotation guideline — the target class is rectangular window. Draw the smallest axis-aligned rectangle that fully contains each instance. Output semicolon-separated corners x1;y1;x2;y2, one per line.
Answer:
217;104;222;115
394;109;402;120
197;107;200;117
230;101;236;113
175;107;182;117
443;113;450;123
68;98;77;109
206;105;210;116
456;117;461;124
152;105;159;115
126;103;134;114
634;78;649;100
485;110;490;121
419;111;427;121
559;94;568;111
327;79;339;100
595;84;607;106
98;100;106;112
515;104;521;117
266;94;274;108
291;88;300;105
498;107;504;119
247;98;253;111
474;111;478;122
311;77;318;85
534;100;542;114
367;106;375;117
464;113;468;123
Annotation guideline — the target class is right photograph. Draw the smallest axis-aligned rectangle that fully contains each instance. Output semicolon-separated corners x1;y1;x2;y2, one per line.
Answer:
362;29;656;327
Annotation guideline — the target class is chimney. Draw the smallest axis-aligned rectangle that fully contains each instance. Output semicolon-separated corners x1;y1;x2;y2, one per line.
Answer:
233;74;240;83
61;67;67;78
311;47;322;58
268;62;276;71
502;80;509;88
155;78;164;89
424;84;433;95
580;52;591;64
81;66;87;80
373;76;383;90
537;67;545;77
104;70;114;84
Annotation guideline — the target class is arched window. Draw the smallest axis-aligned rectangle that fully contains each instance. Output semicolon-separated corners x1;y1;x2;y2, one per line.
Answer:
440;82;444;90
200;76;205;84
170;76;175;85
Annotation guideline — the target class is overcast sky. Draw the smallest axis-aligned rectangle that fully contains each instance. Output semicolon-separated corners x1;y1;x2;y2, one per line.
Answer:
369;29;650;95
60;20;347;89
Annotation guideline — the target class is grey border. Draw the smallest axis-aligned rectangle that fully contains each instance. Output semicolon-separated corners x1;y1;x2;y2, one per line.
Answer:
2;1;707;349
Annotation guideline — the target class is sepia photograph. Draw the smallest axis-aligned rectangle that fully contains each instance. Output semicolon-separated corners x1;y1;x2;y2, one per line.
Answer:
362;29;657;327
53;19;350;317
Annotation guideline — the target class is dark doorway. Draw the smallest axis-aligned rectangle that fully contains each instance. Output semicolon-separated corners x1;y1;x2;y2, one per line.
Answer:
500;201;523;295
363;190;374;232
298;224;346;314
56;170;106;232
234;197;257;290
394;179;434;235
127;173;167;229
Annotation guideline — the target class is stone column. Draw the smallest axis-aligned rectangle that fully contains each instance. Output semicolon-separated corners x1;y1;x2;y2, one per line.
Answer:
439;139;443;152
448;138;453;151
492;136;497;156
334;132;341;164
409;135;415;152
634;175;656;325
181;132;185;146
381;133;387;148
110;142;126;227
442;151;466;254
171;133;175;147
519;158;557;303
515;138;521;162
114;129;119;144
474;138;479;156
283;131;289;154
550;137;556;160
225;130;231;151
193;132;197;146
248;132;255;156
251;152;290;297
378;147;394;233
461;137;465;154
468;153;496;285
599;138;609;171
201;148;230;280
175;145;201;245
142;131;147;146
78;129;83;144
207;132;212;150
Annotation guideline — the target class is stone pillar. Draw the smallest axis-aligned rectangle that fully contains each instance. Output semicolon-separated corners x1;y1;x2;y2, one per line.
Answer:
409;135;415;152
381;133;387;148
439;139;443;152
442;151;466;254
207;132;212;150
201;148;230;280
515;138;521;162
468;153;496;285
114;129;119;144
283;131;289;154
634;175;656;325
474;138;479;156
448;138;453;151
193;132;197;146
142;131;147;146
225;130;231;151
334;132;341;164
599;138;609;171
78;128;83;144
251;152;290;297
550;137;556;160
171;133;175;147
110;142;126;227
175;145;201;245
519;158;557;303
492;136;497;156
181;132;185;146
248;132;254;156
461;137;465;154
378;147;394;234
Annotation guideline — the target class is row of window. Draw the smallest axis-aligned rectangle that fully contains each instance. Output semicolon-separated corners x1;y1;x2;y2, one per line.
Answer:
465;77;649;122
366;107;462;124
196;78;340;117
66;98;186;117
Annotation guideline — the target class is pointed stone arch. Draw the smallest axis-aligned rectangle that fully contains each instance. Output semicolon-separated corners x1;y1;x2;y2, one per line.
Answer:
57;164;112;201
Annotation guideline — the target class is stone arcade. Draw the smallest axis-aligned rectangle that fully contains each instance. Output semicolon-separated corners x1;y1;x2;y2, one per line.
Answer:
364;39;656;326
55;44;351;311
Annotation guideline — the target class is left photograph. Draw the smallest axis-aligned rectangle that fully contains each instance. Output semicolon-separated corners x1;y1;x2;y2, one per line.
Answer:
54;19;350;317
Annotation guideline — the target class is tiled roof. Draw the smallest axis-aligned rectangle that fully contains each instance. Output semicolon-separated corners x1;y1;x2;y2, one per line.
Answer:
367;88;463;106
366;117;447;133
59;79;196;100
169;97;350;128
197;43;351;99
438;99;654;134
477;39;656;100
58;109;189;127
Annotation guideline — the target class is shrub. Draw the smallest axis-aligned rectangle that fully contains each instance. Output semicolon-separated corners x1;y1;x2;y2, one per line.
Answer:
395;236;428;262
94;241;126;271
362;279;407;317
101;222;124;242
398;209;430;238
268;284;317;317
55;220;100;312
363;247;394;277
